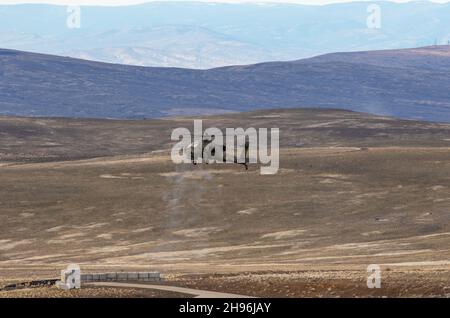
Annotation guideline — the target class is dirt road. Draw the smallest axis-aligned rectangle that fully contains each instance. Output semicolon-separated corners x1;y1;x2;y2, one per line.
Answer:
88;282;253;298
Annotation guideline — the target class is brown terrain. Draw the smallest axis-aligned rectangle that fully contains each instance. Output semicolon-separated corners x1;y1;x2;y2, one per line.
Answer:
0;108;449;297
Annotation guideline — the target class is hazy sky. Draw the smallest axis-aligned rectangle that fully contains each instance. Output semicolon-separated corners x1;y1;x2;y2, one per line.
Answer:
0;0;449;6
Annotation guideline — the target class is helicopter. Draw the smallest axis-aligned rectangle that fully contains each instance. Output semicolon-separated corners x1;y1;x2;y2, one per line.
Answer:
187;136;250;170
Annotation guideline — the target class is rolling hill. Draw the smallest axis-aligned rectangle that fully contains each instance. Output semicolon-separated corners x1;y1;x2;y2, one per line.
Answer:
2;2;450;68
1;108;450;163
1;46;450;122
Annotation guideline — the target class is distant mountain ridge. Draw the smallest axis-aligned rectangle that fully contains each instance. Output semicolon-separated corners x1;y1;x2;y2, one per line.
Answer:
1;2;450;68
0;45;449;122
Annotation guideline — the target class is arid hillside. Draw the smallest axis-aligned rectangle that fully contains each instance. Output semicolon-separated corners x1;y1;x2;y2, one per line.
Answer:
1;108;450;163
0;109;449;297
